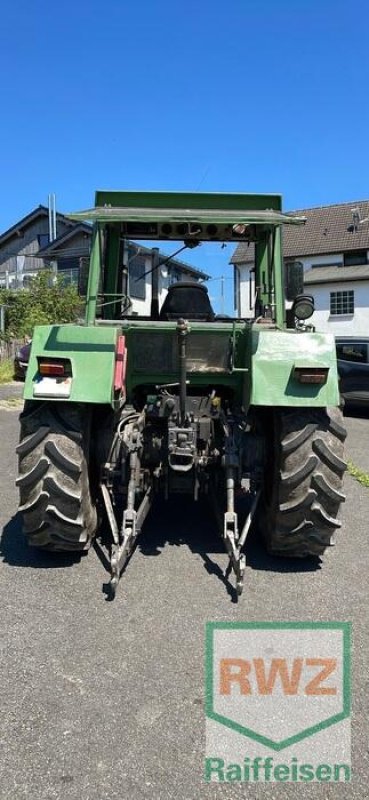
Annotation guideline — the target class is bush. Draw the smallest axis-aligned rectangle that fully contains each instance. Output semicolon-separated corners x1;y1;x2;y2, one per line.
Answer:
0;358;15;384
0;270;83;339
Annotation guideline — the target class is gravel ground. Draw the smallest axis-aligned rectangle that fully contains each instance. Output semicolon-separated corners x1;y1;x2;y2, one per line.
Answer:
0;381;24;405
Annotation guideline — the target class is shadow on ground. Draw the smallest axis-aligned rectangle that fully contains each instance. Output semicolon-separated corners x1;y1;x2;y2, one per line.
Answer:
1;498;321;601
136;497;321;601
0;513;83;569
245;523;322;574
139;496;320;568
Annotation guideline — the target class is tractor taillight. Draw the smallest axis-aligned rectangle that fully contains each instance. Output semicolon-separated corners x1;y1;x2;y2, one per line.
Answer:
39;363;65;377
294;367;329;385
38;359;72;378
114;335;127;392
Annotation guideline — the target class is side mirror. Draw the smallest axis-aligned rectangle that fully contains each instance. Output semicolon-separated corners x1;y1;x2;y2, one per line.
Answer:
285;261;304;301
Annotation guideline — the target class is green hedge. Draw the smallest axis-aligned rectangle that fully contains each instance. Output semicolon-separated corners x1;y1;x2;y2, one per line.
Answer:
0;271;83;339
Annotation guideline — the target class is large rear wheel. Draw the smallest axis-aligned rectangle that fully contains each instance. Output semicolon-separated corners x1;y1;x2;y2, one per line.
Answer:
17;402;98;551
262;407;347;557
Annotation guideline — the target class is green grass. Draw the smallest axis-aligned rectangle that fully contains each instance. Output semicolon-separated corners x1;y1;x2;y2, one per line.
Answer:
0;358;15;384
347;460;369;488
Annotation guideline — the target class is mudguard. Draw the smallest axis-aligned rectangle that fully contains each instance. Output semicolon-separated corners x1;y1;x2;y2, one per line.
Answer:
250;327;340;407
23;324;121;406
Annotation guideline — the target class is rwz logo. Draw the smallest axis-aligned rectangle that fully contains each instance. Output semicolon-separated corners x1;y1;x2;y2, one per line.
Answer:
205;622;350;751
219;656;338;696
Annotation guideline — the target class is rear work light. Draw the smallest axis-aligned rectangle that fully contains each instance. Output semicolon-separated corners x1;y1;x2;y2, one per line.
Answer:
293;367;329;385
38;359;72;378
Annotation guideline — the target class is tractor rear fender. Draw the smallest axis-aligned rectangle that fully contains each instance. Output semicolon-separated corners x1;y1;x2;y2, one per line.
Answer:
23;324;124;407
250;328;340;407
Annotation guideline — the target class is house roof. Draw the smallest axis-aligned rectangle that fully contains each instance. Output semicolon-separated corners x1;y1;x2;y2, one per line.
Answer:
0;205;74;246
304;264;369;285
231;199;369;264
38;222;92;256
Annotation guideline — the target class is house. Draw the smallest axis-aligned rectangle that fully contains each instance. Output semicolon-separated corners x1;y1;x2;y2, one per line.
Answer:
37;221;93;278
0;206;209;312
0;205;75;287
231;200;369;336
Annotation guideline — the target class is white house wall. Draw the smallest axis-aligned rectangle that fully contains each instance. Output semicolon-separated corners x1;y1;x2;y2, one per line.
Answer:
238;264;254;317
129;255;180;316
299;255;369;335
237;253;369;335
310;280;369;335
129;253;151;315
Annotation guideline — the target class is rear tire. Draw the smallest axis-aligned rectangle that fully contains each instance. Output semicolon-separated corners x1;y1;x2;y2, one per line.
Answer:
263;407;347;557
17;402;97;551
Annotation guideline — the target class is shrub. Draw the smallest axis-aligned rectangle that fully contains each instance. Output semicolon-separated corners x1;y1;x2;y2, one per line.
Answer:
0;270;83;339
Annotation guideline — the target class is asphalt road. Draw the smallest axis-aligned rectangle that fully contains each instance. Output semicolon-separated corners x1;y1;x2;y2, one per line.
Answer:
0;391;368;800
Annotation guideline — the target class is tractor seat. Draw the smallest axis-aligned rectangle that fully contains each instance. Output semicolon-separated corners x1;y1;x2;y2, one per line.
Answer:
159;281;215;321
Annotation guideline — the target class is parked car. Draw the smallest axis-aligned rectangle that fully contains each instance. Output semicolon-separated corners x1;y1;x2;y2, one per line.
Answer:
336;337;369;408
14;341;31;381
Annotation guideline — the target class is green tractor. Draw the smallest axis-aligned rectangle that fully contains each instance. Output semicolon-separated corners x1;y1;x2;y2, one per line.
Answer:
16;191;346;597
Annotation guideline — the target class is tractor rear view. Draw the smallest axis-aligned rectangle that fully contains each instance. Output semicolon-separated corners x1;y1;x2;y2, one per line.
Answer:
17;191;346;597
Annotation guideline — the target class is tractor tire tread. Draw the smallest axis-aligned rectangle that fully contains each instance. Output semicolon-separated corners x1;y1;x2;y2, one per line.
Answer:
17;401;97;552
263;407;346;557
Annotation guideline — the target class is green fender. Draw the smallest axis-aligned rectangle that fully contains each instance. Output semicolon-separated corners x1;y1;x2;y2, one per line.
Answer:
249;327;340;407
23;324;121;406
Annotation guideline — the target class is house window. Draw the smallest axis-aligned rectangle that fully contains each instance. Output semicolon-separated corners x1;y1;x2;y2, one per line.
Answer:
57;256;79;271
343;250;368;266
168;267;181;284
330;290;354;315
38;234;50;249
128;254;146;300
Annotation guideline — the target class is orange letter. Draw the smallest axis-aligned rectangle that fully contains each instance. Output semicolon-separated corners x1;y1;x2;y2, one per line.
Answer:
253;658;304;695
305;659;337;695
219;659;252;695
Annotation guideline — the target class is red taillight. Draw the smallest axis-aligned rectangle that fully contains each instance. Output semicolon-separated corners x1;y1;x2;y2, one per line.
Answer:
39;362;66;377
294;367;329;385
114;335;127;391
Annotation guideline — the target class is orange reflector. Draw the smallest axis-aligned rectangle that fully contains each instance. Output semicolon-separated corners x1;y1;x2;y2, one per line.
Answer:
294;367;329;385
39;363;66;377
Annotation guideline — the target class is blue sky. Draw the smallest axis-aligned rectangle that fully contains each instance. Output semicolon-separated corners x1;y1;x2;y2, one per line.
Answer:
1;0;369;310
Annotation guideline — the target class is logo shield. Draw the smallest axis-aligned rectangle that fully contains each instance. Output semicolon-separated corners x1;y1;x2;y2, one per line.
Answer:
205;622;350;751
